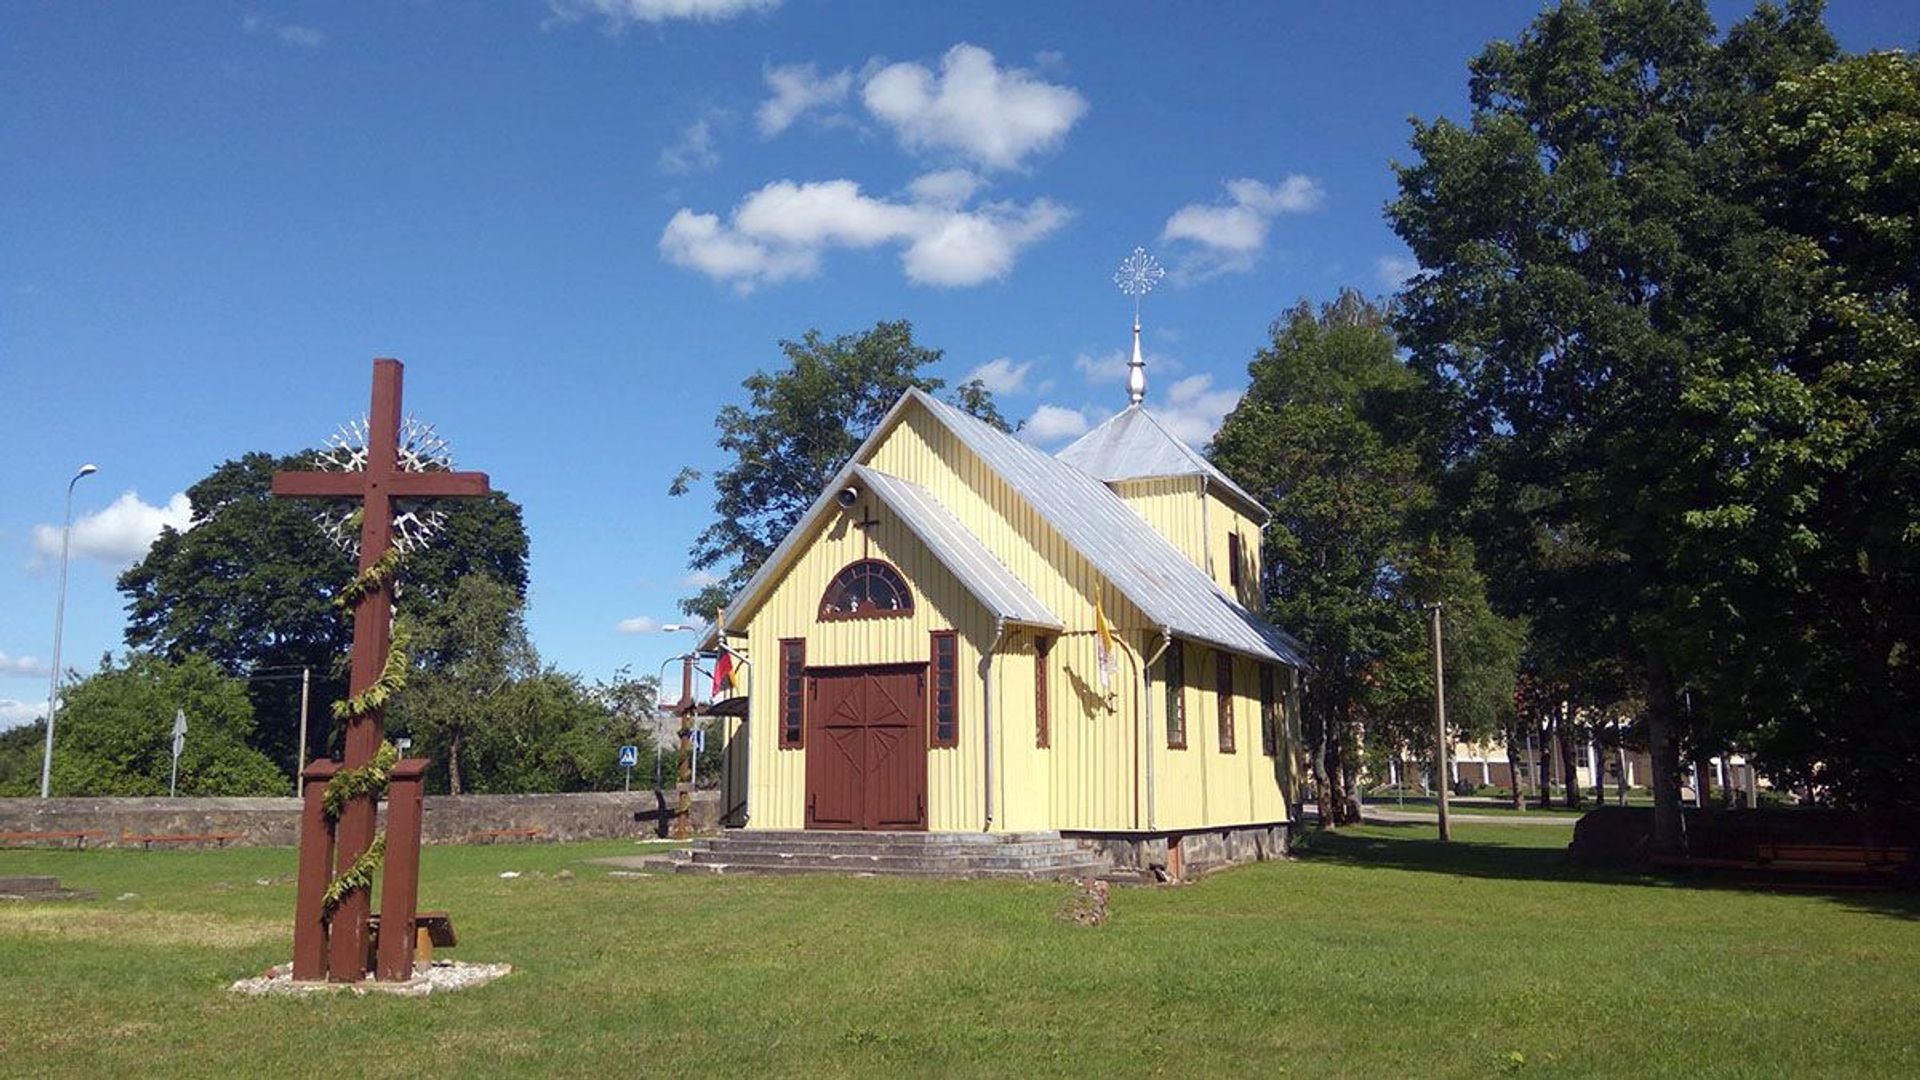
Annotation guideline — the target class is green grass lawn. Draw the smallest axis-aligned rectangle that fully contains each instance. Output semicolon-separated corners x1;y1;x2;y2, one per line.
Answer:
3;825;1916;1078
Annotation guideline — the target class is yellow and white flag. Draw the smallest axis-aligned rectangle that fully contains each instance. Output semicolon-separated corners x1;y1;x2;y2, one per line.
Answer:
1095;592;1116;692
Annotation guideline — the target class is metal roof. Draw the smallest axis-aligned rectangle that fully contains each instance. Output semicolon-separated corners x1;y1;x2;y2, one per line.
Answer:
1055;405;1269;523
851;465;1062;631
909;391;1305;667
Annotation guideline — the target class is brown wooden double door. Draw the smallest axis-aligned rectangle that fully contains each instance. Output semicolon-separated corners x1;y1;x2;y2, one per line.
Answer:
805;665;928;831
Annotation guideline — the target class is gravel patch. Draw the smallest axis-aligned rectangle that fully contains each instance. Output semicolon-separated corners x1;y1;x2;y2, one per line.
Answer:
229;960;513;997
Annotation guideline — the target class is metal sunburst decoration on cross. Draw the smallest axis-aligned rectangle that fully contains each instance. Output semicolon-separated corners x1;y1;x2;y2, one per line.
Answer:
1113;246;1165;406
312;414;457;556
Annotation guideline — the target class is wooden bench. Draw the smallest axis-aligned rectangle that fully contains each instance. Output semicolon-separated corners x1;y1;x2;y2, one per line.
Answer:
120;831;246;850
0;830;103;849
368;910;458;964
1756;844;1912;874
468;827;549;844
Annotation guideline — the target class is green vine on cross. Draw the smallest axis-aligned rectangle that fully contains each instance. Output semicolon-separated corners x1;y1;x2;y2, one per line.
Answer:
318;552;412;918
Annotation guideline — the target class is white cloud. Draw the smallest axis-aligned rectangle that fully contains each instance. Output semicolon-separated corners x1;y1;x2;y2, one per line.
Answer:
1377;254;1418;289
757;62;853;136
0;652;48;679
615;615;663;634
862;43;1087;171
242;15;325;47
962;357;1031;395
32;491;191;568
1021;404;1091;445
1155;374;1242;445
548;0;779;30
661;176;1069;292
659;116;721;174
678;568;723;589
906;168;982;207
1162;175;1325;278
0;698;44;731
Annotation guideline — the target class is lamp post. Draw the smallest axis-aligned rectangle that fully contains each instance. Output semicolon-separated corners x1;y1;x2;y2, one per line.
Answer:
40;463;98;799
1426;601;1451;843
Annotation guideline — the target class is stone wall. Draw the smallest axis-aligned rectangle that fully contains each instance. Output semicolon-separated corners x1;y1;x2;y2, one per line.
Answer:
0;789;722;848
1066;821;1291;881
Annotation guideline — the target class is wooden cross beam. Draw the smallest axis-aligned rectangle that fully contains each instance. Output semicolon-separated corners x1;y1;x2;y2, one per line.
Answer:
272;358;489;982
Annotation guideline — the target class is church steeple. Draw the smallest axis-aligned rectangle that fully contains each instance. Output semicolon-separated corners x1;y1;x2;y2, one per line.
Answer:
1113;247;1164;408
1127;316;1146;405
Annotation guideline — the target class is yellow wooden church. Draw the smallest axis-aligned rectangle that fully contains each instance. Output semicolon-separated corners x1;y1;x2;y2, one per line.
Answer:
701;322;1305;867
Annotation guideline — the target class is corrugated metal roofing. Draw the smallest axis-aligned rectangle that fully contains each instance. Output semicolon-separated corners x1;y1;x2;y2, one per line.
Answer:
851;465;1063;631
909;391;1305;667
1056;405;1269;523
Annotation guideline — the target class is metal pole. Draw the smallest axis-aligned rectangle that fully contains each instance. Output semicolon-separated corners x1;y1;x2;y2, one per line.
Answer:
1429;602;1450;842
295;665;311;797
40;465;95;799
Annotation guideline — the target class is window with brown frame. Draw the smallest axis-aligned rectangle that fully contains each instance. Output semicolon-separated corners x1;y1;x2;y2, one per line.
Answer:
1165;642;1187;749
1216;652;1236;753
779;638;805;748
930;630;958;748
1228;531;1243;588
818;558;914;621
1034;635;1053;749
1260;664;1279;756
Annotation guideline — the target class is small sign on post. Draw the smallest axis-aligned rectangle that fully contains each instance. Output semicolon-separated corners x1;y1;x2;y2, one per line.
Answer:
169;709;188;797
618;744;638;791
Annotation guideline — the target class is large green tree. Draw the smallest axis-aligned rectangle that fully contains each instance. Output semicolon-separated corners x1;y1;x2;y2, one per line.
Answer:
674;320;1009;617
1387;0;1843;847
118;451;529;773
1212;291;1522;824
19;652;285;797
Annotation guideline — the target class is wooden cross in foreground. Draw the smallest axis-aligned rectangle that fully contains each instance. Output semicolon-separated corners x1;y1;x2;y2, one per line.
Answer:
273;358;489;982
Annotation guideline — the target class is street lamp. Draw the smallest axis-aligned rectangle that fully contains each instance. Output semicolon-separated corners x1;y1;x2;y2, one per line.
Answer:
40;463;98;799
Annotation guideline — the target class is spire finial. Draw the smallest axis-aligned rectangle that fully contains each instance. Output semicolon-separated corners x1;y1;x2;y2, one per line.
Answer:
1113;246;1164;406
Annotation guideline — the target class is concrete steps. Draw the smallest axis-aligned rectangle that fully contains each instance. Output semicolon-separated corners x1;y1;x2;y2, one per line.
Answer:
676;830;1112;880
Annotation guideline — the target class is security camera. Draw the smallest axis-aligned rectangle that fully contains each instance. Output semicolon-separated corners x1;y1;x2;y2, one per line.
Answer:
836;485;861;509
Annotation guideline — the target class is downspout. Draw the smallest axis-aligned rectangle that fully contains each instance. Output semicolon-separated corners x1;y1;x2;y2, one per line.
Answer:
981;618;1008;832
1142;627;1173;832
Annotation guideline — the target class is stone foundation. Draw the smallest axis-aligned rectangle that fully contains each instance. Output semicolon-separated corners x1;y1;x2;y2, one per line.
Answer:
1066;820;1291;880
0;789;722;848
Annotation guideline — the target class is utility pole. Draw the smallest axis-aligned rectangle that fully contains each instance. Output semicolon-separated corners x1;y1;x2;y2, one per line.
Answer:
294;665;311;797
1428;602;1451;842
40;463;98;798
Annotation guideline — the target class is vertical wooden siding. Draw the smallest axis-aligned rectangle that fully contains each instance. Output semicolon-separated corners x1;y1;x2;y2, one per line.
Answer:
731;400;1291;834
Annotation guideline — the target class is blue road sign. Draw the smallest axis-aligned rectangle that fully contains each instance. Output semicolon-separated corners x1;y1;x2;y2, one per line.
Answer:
691;729;706;754
618;744;639;768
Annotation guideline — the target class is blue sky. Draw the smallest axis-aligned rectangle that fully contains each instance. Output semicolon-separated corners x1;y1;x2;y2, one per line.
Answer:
2;0;1911;727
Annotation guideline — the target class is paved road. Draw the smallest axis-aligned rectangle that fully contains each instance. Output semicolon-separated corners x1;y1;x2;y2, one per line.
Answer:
1306;803;1579;827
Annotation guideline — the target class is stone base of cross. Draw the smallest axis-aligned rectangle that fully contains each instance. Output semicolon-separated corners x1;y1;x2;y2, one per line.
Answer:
273;359;489;983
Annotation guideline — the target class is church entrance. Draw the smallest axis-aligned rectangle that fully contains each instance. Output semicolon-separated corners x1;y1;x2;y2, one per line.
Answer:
804;665;929;831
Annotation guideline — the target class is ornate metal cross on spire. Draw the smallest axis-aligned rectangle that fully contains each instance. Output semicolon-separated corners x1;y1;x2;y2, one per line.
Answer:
1113;246;1164;406
271;359;490;983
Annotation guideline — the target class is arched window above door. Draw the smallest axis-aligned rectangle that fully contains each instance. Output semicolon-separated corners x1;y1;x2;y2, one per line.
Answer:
819;559;914;620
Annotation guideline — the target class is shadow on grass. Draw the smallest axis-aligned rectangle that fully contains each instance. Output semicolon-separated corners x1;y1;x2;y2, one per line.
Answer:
1294;822;1920;922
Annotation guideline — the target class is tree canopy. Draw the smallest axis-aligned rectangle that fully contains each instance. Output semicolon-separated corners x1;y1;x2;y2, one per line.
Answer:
1212;291;1523;821
117;450;530;770
1385;0;1920;839
675;320;1010;618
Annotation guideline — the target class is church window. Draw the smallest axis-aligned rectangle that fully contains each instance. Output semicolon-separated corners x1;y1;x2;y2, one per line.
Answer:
930;630;958;748
1228;532;1244;588
1165;643;1187;749
819;559;914;621
1260;665;1279;756
1216;652;1236;753
1035;635;1053;749
779;639;805;748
